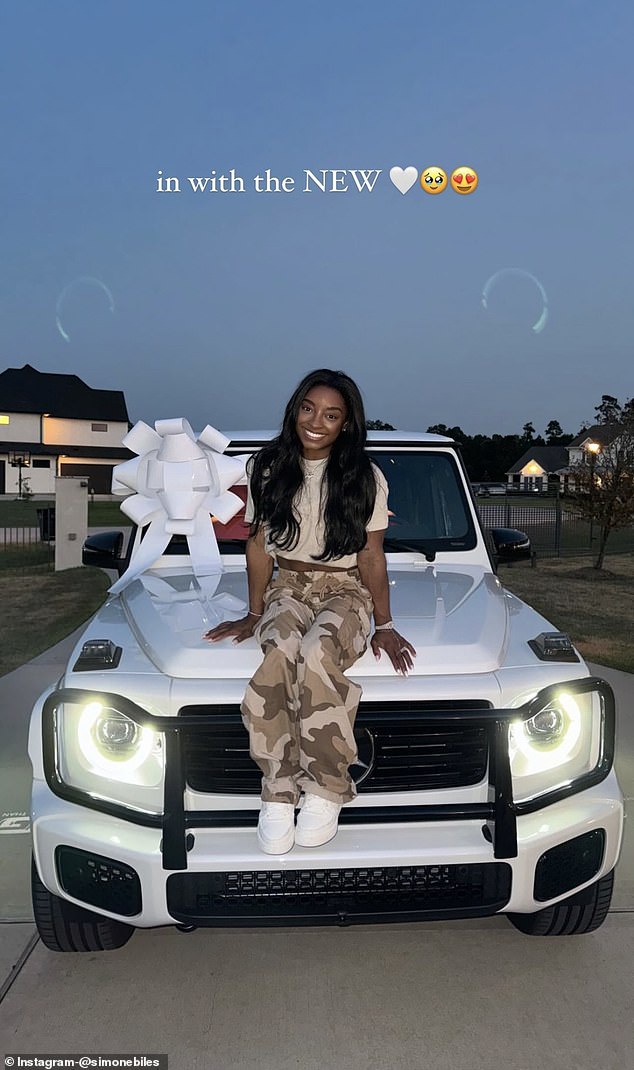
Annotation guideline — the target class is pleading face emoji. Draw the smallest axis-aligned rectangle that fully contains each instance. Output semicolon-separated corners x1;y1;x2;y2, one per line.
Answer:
450;167;478;194
420;167;447;194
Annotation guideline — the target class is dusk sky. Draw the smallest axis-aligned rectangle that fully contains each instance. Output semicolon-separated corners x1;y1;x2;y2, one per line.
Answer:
2;1;632;438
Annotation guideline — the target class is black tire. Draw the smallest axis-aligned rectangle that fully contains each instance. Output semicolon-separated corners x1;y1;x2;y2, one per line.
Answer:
507;870;614;936
31;857;135;952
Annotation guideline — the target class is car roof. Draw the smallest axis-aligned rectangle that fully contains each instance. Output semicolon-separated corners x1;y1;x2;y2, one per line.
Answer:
222;430;455;446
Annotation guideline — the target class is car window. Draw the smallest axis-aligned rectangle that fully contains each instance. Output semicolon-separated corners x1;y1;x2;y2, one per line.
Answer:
369;451;477;550
204;449;477;553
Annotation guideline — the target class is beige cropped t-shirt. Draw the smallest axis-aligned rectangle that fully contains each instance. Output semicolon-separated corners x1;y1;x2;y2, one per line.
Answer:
244;458;389;568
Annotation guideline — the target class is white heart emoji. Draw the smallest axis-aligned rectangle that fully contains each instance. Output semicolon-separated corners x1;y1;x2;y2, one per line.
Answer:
389;166;418;195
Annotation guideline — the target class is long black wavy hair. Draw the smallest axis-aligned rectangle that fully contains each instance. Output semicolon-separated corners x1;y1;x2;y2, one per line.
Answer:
248;369;377;561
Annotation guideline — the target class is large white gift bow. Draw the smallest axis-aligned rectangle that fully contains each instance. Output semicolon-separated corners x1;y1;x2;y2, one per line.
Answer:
140;574;247;631
108;418;248;596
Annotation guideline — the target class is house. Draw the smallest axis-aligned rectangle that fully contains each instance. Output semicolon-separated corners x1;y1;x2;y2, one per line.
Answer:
565;425;619;467
558;425;621;493
506;426;619;493
506;446;569;492
0;364;132;495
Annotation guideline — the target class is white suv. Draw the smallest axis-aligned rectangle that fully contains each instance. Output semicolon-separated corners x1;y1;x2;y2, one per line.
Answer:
28;430;623;951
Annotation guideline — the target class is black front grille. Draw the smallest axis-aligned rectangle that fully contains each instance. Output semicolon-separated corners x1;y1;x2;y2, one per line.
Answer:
167;863;512;925
180;703;490;795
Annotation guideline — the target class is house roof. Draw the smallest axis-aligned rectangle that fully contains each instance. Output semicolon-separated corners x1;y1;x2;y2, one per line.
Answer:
568;424;619;448
506;445;569;475
0;364;129;422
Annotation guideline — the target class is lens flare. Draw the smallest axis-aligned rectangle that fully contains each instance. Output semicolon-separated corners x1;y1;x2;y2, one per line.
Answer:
481;268;548;334
55;276;115;342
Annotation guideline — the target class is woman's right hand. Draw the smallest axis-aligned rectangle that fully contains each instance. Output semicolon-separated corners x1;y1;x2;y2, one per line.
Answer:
203;615;259;644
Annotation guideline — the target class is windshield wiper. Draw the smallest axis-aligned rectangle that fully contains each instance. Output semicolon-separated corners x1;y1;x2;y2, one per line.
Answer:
216;536;438;560
382;538;436;562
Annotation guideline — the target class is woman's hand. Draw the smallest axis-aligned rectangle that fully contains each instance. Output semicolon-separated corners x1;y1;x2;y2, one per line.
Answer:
371;628;416;676
203;615;258;644
358;532;415;674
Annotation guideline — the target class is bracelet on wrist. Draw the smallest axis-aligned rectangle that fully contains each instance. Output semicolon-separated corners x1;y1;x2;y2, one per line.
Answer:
374;620;394;631
248;610;263;618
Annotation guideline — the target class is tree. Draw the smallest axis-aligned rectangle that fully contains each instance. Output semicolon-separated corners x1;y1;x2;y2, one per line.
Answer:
543;420;565;443
367;419;396;430
571;397;634;569
426;423;468;443
520;422;545;448
595;394;621;425
544;420;573;446
426;425;534;481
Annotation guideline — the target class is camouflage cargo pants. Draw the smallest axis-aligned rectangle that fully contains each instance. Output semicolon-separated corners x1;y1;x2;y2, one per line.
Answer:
240;567;374;805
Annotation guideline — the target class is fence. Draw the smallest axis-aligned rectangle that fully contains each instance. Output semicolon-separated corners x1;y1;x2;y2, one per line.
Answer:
478;501;634;558
0;524;54;569
1;504;630;566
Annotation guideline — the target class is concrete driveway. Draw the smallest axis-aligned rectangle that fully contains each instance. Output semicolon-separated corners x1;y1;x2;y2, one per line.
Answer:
0;640;632;1069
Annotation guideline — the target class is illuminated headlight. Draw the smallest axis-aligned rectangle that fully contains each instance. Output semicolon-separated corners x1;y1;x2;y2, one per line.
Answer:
509;690;603;804
78;703;156;771
56;699;165;814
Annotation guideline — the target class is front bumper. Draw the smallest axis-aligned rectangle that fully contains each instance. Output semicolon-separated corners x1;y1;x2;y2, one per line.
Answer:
32;775;623;927
38;677;617;872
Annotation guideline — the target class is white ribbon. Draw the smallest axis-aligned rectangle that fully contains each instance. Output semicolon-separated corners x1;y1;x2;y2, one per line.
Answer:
109;418;248;595
140;574;247;632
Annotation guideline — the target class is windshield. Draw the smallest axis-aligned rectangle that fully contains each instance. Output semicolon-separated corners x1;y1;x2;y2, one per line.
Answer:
209;449;477;553
369;451;477;551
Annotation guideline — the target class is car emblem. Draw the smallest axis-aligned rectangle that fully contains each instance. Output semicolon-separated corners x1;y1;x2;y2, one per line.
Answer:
350;728;376;785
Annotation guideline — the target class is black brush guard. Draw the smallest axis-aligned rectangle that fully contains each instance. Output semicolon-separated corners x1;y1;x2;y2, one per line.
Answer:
41;678;614;872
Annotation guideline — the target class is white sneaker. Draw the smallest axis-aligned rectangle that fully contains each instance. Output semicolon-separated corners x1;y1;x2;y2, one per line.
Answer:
257;801;296;855
295;794;342;847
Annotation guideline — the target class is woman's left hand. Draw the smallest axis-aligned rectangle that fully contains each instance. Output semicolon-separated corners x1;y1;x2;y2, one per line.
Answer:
371;629;416;676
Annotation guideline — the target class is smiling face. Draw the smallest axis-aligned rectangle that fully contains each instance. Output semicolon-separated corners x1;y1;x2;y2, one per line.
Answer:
450;166;479;194
420;166;447;194
295;385;348;459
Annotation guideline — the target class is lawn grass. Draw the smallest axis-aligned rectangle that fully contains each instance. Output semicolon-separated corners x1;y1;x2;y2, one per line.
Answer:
0;499;131;527
0;499;51;526
478;495;559;508
0;544;52;570
88;501;132;526
0;565;111;677
478;501;634;557
500;554;634;674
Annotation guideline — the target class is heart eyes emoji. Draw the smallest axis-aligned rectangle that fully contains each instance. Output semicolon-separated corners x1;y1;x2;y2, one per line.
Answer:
450;167;479;194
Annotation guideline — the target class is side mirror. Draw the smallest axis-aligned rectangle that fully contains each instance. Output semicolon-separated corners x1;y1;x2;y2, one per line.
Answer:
490;527;532;563
83;531;125;573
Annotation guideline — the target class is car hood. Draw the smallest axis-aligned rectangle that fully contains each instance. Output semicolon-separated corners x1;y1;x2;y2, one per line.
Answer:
118;564;510;679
